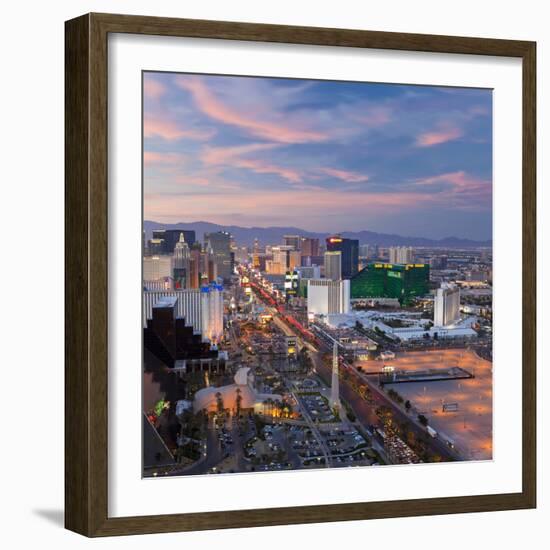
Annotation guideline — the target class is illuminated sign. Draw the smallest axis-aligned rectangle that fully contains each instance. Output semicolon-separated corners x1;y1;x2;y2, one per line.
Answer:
153;399;169;416
259;314;272;325
285;271;299;297
329;238;343;243
286;337;297;356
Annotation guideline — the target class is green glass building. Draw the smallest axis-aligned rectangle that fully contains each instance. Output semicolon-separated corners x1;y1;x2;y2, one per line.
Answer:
350;263;430;305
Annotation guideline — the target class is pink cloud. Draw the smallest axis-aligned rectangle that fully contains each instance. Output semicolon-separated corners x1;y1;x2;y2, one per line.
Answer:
144;187;440;226
359;106;392;127
144;151;186;166
201;143;302;183
143;78;166;100
201;143;278;165
143;166;487;226
177;76;327;144
144;115;215;142
417;171;485;188
172;176;210;187
416;125;463;147
414;171;491;205
235;158;302;183
320;167;369;183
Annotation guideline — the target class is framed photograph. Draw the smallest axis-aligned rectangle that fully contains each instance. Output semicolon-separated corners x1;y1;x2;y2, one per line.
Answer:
65;13;536;537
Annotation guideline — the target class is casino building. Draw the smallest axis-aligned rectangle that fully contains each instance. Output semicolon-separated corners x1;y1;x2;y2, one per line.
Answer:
350;263;430;305
144;296;221;370
326;236;359;279
143;283;224;343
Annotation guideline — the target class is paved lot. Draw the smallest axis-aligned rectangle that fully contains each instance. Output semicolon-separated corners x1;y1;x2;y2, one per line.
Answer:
360;349;492;460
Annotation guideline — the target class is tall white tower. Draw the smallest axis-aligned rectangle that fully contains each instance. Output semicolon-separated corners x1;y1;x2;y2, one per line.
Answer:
389;246;414;264
173;233;191;289
434;284;461;327
330;342;341;411
173;232;190;267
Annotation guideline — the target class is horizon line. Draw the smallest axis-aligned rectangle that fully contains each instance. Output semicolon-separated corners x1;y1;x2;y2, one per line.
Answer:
144;219;492;243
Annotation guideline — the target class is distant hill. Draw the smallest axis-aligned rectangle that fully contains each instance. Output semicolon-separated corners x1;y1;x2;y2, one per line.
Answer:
143;220;492;249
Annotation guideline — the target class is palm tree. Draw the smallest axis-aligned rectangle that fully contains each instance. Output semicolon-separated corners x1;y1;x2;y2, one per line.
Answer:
235;388;242;417
215;392;224;415
282;400;292;418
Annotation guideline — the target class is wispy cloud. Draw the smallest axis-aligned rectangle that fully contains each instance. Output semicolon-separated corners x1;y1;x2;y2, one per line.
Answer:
416;125;463;147
144;187;439;228
201;143;302;183
144;151;186;166
201;143;279;164
320;167;369;183
177;76;328;144
143;72;493;238
413;171;491;207
144;114;215;142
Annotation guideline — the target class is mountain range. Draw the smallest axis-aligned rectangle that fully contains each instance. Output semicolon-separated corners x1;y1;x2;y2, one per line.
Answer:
144;220;492;249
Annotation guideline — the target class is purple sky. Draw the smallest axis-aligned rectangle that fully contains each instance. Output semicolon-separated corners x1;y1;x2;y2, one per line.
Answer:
143;72;492;240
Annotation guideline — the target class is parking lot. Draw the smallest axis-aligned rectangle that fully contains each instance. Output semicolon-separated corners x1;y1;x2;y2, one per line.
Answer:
298;392;337;423
319;427;373;466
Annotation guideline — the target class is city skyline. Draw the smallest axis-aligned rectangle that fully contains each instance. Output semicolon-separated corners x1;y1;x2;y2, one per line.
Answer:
144;72;492;240
143;219;493;247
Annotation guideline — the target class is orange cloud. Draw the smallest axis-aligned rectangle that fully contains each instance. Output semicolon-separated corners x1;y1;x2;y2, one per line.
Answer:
416;125;463;147
177;76;327;144
320;167;369;183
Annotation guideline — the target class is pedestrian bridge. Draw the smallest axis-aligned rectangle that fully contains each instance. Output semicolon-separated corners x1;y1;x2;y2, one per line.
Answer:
367;366;474;385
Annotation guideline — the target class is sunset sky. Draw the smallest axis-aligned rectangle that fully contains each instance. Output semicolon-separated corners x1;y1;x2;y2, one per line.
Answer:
143;72;492;240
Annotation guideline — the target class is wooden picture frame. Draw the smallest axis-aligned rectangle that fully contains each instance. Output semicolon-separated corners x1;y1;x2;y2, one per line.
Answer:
65;12;536;537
